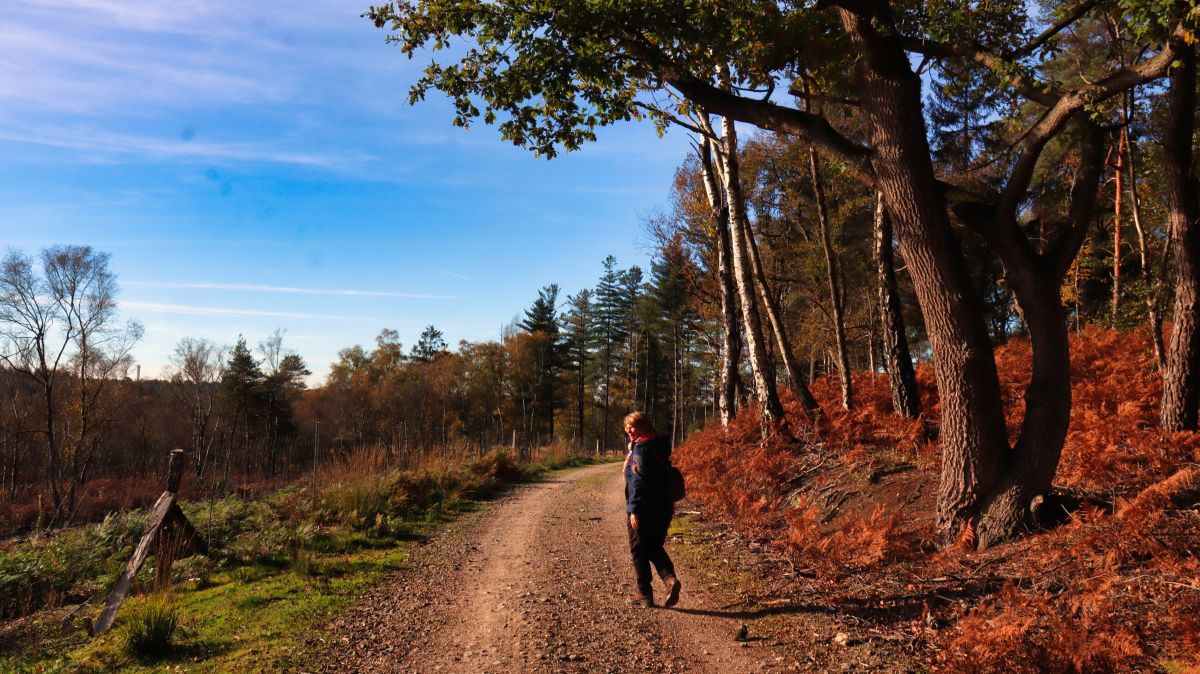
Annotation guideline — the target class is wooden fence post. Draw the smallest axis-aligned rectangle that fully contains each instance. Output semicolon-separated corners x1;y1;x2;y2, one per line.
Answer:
92;449;207;636
312;421;320;509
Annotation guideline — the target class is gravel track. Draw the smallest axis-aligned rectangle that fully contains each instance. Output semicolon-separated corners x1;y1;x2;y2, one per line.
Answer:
316;462;793;673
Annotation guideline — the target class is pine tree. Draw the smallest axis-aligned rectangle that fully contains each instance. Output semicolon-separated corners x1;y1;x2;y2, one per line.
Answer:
223;337;264;412
649;237;700;445
926;61;1013;342
592;257;629;450
519;285;561;440
221;336;265;478
257;331;310;476
411;325;448;362
561;289;594;450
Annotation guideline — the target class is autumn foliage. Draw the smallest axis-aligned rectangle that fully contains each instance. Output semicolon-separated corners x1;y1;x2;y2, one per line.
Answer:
675;327;1200;672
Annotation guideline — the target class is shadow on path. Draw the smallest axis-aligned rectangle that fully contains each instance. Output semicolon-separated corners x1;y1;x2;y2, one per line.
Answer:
670;602;833;620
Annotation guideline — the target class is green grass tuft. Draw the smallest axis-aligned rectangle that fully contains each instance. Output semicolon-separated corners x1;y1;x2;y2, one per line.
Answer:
120;597;179;659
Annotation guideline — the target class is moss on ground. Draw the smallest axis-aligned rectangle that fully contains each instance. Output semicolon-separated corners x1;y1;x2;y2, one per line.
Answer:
3;519;434;673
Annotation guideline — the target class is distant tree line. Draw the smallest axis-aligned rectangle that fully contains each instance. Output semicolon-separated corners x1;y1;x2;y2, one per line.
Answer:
306;251;712;455
0;243;720;527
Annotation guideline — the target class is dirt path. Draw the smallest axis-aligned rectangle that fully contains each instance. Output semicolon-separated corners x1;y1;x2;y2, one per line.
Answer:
317;462;798;673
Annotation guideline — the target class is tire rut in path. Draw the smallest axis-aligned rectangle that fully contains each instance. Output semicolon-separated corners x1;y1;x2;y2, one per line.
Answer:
320;462;789;673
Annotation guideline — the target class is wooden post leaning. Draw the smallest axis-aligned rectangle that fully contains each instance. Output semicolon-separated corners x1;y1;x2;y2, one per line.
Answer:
92;449;209;636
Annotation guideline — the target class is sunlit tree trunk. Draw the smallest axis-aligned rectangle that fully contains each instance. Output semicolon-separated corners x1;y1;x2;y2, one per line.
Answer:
1112;131;1125;321
736;174;820;414
1124;115;1165;370
699;135;743;428
718;113;785;433
810;149;853;410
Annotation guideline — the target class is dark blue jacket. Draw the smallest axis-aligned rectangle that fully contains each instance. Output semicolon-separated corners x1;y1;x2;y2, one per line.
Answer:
624;435;673;516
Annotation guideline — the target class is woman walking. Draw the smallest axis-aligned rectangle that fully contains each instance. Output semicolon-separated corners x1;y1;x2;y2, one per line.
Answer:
623;411;682;608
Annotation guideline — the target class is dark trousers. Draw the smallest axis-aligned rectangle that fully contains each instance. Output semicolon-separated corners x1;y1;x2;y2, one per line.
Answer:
627;508;675;596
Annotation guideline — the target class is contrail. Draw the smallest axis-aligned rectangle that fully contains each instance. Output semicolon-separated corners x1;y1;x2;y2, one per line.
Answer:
125;281;455;299
122;301;381;321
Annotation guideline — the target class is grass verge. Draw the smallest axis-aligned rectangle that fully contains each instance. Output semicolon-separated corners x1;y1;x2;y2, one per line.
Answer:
1;448;611;673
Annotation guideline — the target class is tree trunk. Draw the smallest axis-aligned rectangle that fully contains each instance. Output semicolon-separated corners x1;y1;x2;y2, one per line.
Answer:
811;149;853;410
969;122;1105;547
1112;130;1125;321
740;184;820;414
867;305;877;374
873;191;920;419
839;5;1009;542
42;379;63;518
974;264;1073;547
719;113;786;433
1124;116;1166;370
577;348;585;451
1161;42;1200;432
602;346;612;451
699;135;743;428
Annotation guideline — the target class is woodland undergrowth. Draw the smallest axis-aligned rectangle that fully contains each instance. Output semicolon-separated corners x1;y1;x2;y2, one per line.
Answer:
0;445;586;630
675;327;1200;673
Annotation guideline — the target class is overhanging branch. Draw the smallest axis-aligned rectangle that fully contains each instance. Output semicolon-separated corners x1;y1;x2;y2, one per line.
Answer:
666;75;876;182
897;36;1061;107
1011;0;1102;58
1000;24;1186;221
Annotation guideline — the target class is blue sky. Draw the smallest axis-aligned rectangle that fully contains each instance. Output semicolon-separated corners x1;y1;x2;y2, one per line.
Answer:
0;0;693;382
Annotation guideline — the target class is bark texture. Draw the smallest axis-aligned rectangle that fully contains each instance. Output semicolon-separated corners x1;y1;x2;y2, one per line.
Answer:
873;191;920;419
839;5;1009;541
1161;42;1200;432
699;137;743;429
719;115;786;432
969;122;1104;547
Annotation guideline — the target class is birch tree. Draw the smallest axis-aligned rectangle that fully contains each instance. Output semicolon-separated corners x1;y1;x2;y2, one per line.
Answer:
0;245;141;520
167;338;225;478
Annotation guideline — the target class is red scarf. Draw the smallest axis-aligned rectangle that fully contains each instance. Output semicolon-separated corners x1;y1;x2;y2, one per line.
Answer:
624;433;657;477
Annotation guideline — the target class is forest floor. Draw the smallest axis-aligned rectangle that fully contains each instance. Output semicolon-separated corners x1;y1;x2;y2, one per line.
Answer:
311;461;920;674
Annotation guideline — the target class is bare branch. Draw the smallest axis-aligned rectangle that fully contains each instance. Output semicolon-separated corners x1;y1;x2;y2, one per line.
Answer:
631;101;707;135
1012;0;1102;58
897;36;1062;107
784;84;862;108
1047;122;1107;279
1000;24;1187;222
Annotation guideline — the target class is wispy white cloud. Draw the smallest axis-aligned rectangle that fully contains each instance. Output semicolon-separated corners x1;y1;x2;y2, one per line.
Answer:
0;15;294;115
16;0;219;33
0;123;369;168
123;301;382;321
137;320;329;343
126;281;456;299
434;268;472;282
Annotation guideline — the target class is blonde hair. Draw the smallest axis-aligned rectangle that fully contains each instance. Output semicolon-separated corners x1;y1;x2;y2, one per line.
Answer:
623;411;657;435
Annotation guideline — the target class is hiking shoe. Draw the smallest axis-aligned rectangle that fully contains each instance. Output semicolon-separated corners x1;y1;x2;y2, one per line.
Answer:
663;577;682;608
629;593;654;608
